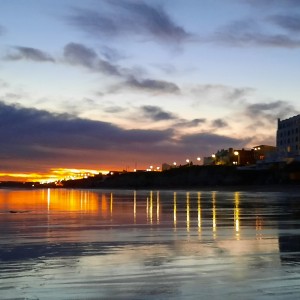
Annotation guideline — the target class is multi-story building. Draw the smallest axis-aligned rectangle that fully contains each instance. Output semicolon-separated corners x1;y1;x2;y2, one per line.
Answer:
204;145;277;166
206;148;256;166
253;145;277;161
277;115;300;155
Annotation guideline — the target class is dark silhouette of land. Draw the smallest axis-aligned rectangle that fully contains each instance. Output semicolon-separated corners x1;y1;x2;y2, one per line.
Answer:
3;162;300;190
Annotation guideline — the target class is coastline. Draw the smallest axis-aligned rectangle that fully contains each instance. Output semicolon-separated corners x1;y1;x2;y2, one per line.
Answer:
2;164;300;193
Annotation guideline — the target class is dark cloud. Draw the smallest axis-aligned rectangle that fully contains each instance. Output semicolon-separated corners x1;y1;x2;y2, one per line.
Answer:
68;1;190;45
141;105;177;121
175;118;206;128
0;101;172;151
0;101;176;171
246;100;297;121
6;46;55;62
63;43;179;94
63;43;121;76
125;76;180;94
0;101;255;173
269;14;300;33
179;132;250;154
213;19;300;48
212;119;228;128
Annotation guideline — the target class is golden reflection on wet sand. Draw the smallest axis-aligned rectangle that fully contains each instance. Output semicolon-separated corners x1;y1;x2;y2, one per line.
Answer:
0;189;99;213
1;189;293;299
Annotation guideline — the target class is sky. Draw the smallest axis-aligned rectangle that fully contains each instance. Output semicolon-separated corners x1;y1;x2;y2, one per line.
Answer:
1;0;300;181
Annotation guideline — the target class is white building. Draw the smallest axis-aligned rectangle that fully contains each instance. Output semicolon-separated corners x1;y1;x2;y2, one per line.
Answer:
277;115;300;155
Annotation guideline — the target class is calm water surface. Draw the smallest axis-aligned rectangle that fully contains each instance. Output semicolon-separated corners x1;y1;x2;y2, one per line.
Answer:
1;188;300;299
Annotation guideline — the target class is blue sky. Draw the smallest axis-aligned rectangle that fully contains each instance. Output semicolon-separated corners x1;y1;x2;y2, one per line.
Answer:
1;0;300;177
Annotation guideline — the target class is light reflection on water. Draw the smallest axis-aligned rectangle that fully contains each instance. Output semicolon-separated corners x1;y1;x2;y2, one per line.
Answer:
0;188;300;299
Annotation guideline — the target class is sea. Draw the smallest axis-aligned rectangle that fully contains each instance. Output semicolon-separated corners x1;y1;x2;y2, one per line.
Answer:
1;188;300;299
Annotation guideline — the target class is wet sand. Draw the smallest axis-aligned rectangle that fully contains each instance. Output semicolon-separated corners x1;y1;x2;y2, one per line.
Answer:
1;189;300;299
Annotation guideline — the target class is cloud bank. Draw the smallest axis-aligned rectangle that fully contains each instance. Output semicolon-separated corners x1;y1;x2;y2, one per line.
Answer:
0;101;249;173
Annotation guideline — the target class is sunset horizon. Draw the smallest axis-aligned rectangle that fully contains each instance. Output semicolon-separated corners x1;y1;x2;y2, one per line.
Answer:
1;0;299;182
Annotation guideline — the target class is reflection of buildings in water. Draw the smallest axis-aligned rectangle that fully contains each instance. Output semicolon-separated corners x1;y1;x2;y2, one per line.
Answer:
186;192;190;232
110;193;113;217
146;197;149;223
150;191;153;224
157;191;160;224
134;190;137;223
145;191;161;225
149;191;153;224
1;189;285;256
173;192;177;229
212;191;217;238
234;192;240;240
197;192;201;232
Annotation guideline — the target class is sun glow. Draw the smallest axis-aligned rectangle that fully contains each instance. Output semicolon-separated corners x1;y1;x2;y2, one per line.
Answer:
0;168;110;183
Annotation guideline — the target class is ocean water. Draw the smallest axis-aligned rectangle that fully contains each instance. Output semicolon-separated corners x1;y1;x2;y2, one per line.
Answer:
1;188;300;299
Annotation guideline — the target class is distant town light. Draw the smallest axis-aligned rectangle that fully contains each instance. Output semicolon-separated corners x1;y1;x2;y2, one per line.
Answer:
186;159;190;163
234;151;239;156
197;157;201;161
212;154;216;158
173;162;177;166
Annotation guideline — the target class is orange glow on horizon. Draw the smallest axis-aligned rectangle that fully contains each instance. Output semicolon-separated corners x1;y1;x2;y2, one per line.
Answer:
0;168;110;183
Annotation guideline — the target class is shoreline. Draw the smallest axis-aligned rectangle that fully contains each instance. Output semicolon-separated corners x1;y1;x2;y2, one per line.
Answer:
2;183;300;193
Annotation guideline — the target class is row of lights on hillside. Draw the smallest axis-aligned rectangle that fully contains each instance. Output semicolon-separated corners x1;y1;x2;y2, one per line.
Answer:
145;157;202;172
172;156;202;167
182;157;201;165
146;166;161;172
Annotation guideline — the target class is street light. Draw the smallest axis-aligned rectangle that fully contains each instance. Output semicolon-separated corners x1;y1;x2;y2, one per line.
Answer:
234;151;239;165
